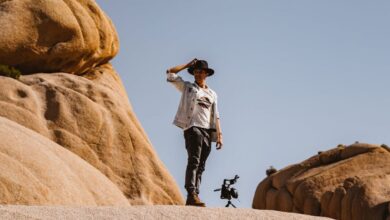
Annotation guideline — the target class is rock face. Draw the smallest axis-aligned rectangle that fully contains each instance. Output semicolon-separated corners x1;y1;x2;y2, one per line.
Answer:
0;0;184;205
0;205;333;220
0;65;184;205
252;143;390;220
0;117;129;205
0;0;118;74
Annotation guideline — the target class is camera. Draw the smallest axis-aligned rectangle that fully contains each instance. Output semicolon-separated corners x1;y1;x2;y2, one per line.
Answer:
214;175;239;207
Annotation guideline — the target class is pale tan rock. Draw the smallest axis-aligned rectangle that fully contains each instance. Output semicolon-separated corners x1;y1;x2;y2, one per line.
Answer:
0;64;184;205
0;205;333;220
252;143;390;220
0;0;183;206
0;116;129;205
0;0;118;74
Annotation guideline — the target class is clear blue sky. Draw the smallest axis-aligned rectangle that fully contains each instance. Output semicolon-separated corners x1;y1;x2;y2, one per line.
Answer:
96;0;390;208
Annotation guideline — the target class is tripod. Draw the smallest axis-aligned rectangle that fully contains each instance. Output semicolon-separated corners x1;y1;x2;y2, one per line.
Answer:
225;200;236;208
214;188;237;208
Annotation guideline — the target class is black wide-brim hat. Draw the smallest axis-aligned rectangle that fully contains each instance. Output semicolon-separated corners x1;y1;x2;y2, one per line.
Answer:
187;60;215;76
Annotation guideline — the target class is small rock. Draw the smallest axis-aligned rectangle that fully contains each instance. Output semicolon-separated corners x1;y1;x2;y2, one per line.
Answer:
266;166;277;176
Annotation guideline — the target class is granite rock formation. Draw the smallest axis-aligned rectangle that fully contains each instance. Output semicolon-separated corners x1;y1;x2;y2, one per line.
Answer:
0;0;184;205
0;205;334;220
0;0;118;74
0;117;129;205
252;143;390;220
0;64;184;205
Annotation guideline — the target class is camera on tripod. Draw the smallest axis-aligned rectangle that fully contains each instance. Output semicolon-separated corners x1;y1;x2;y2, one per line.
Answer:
214;175;239;207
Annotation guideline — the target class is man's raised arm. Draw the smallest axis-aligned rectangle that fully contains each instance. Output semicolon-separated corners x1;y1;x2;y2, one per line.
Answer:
166;58;197;92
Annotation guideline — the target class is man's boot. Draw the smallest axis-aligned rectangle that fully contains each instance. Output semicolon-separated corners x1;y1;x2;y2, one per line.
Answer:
185;192;206;207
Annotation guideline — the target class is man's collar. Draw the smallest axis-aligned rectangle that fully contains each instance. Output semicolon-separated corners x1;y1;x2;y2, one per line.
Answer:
194;81;208;89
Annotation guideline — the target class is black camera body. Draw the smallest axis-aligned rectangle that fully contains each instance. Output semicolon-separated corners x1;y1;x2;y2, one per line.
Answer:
214;175;239;207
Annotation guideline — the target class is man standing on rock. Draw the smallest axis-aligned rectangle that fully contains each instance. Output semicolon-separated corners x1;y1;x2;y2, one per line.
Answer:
166;59;223;207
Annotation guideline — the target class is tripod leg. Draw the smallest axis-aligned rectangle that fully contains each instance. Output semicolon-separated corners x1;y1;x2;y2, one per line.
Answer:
231;203;236;208
226;201;234;208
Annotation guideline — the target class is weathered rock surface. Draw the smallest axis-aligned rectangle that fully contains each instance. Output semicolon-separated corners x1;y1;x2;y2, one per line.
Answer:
0;64;184;205
252;143;390;220
0;0;183;206
0;116;129;205
0;0;118;74
0;205;333;220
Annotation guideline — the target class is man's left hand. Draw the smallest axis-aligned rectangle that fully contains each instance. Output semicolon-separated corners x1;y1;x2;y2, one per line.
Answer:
216;135;223;150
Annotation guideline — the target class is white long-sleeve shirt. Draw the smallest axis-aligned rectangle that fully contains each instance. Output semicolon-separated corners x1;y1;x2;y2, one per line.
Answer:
166;71;220;142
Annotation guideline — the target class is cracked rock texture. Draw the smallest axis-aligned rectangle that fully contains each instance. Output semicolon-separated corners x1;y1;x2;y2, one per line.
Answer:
252;143;390;220
0;0;118;74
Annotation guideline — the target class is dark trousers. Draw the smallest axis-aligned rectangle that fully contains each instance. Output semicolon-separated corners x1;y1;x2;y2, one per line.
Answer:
184;126;212;195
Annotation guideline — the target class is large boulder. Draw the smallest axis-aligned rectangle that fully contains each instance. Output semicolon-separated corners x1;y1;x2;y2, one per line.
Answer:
0;0;184;205
0;65;184;205
252;143;390;220
0;116;129;205
0;0;118;74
